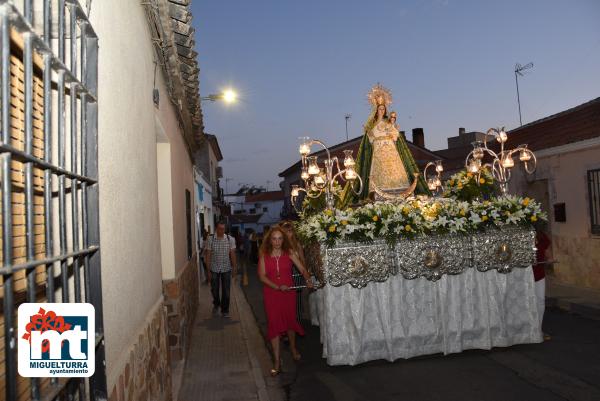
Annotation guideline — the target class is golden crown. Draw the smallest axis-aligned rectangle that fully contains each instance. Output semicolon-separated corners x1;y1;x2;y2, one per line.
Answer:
367;83;393;107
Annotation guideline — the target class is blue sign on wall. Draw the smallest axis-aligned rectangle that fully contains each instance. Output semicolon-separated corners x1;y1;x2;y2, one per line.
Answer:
197;183;204;202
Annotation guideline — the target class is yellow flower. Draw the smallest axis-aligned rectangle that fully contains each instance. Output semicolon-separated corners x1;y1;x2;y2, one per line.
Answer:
328;225;337;232
483;201;490;206
522;197;530;207
404;224;412;231
457;183;463;189
372;215;379;222
467;172;473;178
481;215;489;222
459;209;466;216
341;220;348;225
505;211;511;216
402;207;410;215
530;215;538;222
325;209;333;216
448;179;455;186
479;178;486;184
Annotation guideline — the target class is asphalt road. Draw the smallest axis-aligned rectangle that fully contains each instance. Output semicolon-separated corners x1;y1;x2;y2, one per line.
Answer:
239;261;600;401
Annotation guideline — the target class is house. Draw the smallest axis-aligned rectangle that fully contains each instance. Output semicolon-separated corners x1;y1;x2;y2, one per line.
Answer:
0;1;205;400
278;129;443;218
227;190;285;234
434;99;600;290
506;98;600;290
194;134;225;234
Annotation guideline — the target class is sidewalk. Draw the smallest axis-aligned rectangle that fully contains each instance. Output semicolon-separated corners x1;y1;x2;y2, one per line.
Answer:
546;276;600;320
178;279;285;401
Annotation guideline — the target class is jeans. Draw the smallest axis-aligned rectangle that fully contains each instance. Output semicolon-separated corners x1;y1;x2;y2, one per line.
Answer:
210;271;231;313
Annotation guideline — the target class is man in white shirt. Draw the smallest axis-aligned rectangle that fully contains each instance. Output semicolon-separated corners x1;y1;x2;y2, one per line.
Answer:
205;221;237;318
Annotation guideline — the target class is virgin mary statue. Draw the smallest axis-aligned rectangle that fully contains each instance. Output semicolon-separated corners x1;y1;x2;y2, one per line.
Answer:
339;84;430;207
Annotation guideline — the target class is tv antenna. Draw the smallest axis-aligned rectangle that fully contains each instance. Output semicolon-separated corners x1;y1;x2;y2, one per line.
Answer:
515;62;534;126
345;114;352;140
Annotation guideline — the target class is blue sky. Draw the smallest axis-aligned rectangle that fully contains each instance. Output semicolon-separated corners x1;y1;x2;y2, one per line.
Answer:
191;0;600;193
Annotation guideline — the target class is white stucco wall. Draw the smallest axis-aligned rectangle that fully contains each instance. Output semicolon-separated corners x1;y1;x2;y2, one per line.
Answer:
154;73;196;276
91;0;164;388
510;140;600;289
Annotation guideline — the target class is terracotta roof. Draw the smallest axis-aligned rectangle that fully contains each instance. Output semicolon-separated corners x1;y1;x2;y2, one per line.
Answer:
507;97;600;151
245;191;285;202
230;214;263;224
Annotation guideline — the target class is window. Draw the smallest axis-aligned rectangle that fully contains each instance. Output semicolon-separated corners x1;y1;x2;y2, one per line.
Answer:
0;2;105;400
263;207;268;212
589;169;600;234
249;208;256;214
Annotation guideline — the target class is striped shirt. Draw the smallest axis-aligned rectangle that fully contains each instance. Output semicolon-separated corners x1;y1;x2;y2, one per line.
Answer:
206;234;236;273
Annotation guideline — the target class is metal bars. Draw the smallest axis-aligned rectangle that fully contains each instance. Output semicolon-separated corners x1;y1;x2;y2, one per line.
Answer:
589;169;600;235
0;1;105;400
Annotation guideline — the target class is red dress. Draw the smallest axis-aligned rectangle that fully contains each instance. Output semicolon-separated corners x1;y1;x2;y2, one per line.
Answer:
262;252;305;340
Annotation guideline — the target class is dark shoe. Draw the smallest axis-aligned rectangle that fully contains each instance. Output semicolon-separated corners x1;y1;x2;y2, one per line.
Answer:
222;312;230;318
212;306;219;315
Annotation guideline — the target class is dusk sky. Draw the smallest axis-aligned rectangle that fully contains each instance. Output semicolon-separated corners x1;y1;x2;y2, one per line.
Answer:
191;0;600;194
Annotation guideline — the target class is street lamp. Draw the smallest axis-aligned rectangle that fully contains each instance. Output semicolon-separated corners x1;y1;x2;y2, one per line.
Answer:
201;89;238;104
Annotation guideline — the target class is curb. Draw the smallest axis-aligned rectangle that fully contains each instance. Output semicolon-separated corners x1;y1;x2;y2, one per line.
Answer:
233;280;286;401
546;297;600;320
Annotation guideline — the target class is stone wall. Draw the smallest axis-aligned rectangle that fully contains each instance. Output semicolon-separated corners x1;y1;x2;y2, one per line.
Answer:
108;300;172;401
163;257;199;361
552;235;600;289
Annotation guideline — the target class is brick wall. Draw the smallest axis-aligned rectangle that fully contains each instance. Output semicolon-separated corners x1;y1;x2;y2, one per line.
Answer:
163;258;199;362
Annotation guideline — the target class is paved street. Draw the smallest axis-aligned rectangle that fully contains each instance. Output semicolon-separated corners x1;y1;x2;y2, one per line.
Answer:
240;262;600;401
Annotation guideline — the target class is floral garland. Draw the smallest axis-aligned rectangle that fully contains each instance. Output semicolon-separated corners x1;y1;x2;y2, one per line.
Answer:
296;195;546;247
443;167;496;202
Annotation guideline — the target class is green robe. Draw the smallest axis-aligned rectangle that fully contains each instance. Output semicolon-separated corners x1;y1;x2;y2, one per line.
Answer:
338;132;431;208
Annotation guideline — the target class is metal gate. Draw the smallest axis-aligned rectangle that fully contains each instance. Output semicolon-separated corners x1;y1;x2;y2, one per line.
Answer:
0;0;106;400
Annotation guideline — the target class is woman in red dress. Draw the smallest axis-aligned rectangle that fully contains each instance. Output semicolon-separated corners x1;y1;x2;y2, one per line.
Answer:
258;226;313;376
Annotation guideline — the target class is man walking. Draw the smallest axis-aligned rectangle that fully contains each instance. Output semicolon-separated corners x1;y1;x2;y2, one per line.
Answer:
205;221;237;318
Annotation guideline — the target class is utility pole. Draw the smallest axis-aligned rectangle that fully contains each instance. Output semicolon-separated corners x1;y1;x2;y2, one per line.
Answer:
345;114;351;141
514;62;533;126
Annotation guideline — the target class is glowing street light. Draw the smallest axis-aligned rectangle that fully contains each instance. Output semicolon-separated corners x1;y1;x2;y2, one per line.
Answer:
201;89;238;103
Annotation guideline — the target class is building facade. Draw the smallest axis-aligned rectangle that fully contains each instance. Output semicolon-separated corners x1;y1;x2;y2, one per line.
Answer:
227;190;285;234
194;133;224;232
507;98;600;290
0;1;206;400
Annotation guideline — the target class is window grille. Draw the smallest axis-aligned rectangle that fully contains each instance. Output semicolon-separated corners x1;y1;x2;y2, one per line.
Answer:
186;189;191;259
0;1;106;400
589;169;600;235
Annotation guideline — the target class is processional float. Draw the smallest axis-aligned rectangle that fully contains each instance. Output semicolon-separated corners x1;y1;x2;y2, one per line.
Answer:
290;84;545;365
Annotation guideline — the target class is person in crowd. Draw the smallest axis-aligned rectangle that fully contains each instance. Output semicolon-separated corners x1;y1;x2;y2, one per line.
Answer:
533;223;552;340
200;228;210;284
279;221;308;324
205;221;237;318
258;226;313;376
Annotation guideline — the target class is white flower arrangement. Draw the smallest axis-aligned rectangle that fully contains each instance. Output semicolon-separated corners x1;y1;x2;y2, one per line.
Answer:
296;195;547;247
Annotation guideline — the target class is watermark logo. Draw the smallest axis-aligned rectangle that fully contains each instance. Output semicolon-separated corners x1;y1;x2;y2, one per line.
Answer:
18;303;95;377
